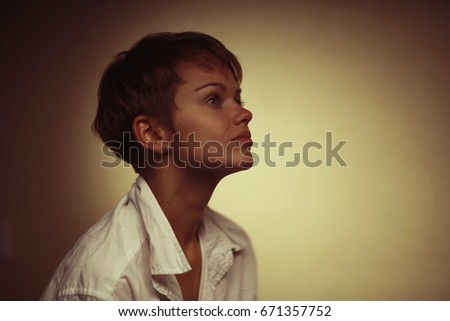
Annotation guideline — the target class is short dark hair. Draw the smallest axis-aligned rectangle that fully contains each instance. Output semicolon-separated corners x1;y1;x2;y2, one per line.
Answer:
93;31;242;171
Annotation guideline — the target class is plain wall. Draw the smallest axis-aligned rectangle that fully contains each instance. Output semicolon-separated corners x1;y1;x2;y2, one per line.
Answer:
1;0;449;300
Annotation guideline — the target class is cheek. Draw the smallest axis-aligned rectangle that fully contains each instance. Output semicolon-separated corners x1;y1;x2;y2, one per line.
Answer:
172;107;235;153
172;116;196;141
174;118;228;143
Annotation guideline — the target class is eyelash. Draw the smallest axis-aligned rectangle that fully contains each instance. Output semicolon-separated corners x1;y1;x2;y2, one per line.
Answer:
207;95;245;107
207;95;221;106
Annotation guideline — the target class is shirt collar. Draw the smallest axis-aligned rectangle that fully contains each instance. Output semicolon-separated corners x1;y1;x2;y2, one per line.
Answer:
132;176;190;275
130;176;244;276
201;208;244;253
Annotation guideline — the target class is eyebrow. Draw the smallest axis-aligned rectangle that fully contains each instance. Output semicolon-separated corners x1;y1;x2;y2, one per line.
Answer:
194;82;226;92
194;82;242;95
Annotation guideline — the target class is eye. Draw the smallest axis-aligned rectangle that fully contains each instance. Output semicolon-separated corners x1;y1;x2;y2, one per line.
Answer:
207;95;221;107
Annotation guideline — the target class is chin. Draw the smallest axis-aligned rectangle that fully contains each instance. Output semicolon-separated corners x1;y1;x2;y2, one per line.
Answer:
230;155;254;172
238;157;254;170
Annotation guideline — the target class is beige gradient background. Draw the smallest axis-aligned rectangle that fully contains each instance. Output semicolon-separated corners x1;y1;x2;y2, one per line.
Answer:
1;1;449;300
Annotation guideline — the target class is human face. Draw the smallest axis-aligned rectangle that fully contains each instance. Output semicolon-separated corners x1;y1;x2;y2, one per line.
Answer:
170;62;253;173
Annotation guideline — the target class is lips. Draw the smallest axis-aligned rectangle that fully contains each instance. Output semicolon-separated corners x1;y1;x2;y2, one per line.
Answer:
231;130;252;144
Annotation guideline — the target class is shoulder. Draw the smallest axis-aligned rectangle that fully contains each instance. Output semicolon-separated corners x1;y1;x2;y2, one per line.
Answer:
41;194;147;300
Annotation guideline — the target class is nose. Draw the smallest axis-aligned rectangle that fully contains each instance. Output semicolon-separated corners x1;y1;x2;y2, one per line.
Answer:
234;106;253;125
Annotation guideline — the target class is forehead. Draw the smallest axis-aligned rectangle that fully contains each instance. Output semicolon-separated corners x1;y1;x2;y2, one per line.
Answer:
175;61;239;89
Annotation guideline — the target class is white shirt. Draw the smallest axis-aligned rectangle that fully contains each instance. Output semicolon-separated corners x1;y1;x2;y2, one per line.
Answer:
41;176;257;300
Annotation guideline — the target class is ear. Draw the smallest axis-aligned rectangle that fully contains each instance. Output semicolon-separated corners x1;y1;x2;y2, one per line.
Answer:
132;115;169;154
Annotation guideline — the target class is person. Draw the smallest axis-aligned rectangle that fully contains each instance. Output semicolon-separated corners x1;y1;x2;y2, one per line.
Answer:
41;32;257;301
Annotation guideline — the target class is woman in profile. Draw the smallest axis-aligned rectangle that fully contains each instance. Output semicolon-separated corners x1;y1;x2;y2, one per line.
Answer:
41;32;257;301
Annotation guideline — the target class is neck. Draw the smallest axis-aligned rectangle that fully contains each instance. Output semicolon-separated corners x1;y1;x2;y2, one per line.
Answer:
141;166;222;249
